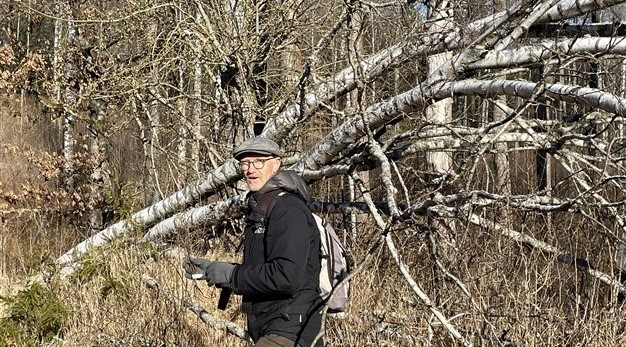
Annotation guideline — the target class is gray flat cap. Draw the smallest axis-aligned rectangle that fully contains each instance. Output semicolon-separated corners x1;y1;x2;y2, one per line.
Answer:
232;136;285;159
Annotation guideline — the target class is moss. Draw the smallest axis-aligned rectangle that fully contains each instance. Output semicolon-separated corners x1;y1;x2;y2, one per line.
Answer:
0;283;70;347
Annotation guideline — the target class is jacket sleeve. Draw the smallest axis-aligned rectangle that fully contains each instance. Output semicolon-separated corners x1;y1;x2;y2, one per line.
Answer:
230;196;312;296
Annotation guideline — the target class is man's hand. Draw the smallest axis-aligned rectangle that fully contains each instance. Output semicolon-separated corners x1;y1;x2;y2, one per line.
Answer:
182;258;236;287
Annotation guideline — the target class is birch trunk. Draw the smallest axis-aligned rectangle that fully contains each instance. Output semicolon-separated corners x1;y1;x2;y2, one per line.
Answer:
424;1;458;290
176;3;189;179
145;96;162;207
347;3;372;197
217;0;255;146
191;13;203;175
176;62;188;177
52;8;62;103
62;6;76;191
54;76;626;277
297;79;626;171
279;2;302;89
52;0;626;275
88;100;107;234
425;4;453;176
263;0;619;145
492;0;512;226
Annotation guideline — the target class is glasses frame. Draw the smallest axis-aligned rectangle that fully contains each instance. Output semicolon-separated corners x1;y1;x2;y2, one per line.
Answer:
239;157;277;171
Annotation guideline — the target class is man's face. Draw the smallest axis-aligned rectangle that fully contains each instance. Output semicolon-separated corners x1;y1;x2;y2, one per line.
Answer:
239;154;281;191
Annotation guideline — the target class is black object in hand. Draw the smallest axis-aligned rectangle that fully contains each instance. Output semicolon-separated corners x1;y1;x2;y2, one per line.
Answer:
218;288;232;310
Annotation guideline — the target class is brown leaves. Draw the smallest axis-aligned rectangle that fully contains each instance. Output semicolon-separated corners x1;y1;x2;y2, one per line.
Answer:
0;147;103;218
0;42;45;92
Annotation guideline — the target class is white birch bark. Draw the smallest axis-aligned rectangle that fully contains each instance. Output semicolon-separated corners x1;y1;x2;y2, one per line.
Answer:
469;37;626;71
143;193;246;240
425;1;453;172
62;8;76;190
54;159;240;276
258;0;621;144
88;100;107;234
146;96;162;206
52;9;62;102
463;212;626;295
467;0;626;32
142;275;251;342
142;121;626;242
296;79;626;171
191;13;203;175
424;1;459;264
493;0;512;201
175;2;189;176
54;78;626;276
51;0;626;276
622;58;626;138
176;61;188;173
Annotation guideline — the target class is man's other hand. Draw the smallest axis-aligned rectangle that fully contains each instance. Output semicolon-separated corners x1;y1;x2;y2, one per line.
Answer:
182;258;236;287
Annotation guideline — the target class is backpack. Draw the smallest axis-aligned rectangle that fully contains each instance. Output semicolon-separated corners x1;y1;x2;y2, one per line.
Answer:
257;190;350;315
313;214;349;314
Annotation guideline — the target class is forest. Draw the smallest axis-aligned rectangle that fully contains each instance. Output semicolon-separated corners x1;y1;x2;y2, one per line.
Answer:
3;0;626;346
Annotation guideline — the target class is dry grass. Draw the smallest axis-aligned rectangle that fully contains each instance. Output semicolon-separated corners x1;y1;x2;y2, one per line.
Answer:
3;97;626;346
3;207;626;346
54;243;248;347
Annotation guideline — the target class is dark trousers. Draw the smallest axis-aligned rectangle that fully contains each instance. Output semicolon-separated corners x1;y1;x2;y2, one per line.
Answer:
254;334;301;347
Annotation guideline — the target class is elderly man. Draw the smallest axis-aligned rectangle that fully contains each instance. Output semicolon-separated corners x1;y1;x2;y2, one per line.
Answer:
183;136;324;347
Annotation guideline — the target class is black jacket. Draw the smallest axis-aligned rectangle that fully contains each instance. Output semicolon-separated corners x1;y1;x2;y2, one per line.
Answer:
230;170;323;346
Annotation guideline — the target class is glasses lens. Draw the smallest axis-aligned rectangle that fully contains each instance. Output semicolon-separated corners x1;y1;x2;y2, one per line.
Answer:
253;160;265;169
240;158;273;170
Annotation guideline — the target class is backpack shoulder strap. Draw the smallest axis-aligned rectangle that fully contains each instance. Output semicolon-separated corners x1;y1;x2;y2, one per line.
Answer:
256;189;285;224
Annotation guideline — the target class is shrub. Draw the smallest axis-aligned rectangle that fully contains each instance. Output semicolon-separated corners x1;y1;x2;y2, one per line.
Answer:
0;283;70;347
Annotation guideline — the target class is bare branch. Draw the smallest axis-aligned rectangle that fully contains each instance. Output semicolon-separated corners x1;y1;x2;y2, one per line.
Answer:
350;172;472;347
142;275;252;342
462;212;626;295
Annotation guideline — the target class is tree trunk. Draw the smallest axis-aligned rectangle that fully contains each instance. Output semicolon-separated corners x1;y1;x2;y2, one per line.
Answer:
145;96;162;207
88;100;107;234
191;18;202;175
345;3;367;244
425;2;457;268
425;53;453;174
52;0;626;276
533;65;552;237
215;0;256;148
53;3;76;191
0;216;5;277
347;3;370;182
493;0;512;225
176;61;189;180
19;4;31;113
176;2;189;182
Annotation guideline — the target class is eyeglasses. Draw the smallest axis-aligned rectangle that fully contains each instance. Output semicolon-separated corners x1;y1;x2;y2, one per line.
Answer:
239;157;276;171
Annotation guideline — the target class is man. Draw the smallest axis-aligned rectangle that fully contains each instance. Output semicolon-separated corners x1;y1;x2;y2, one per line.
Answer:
182;136;324;347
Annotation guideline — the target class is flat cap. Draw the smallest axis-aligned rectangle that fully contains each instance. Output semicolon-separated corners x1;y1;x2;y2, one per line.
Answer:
232;136;284;159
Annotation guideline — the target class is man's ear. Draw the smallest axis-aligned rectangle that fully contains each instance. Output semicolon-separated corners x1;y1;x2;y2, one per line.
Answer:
273;159;281;174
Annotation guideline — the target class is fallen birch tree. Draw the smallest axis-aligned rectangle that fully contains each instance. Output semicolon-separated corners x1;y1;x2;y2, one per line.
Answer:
52;0;626;276
34;0;626;345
